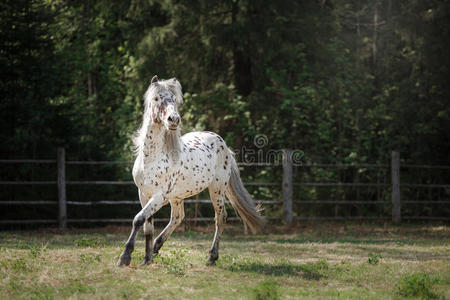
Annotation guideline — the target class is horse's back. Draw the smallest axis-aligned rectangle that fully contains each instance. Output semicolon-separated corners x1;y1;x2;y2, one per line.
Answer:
181;131;226;146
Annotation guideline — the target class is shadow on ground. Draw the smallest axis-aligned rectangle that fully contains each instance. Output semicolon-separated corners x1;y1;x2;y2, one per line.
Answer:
220;261;324;280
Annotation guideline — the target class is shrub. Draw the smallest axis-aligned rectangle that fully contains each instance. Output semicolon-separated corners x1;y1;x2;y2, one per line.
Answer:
367;253;382;265
396;273;439;299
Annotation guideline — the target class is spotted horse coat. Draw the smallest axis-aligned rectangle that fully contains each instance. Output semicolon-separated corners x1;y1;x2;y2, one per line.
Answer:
118;75;264;267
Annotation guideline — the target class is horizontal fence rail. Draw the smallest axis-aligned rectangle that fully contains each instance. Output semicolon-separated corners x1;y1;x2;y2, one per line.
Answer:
0;159;56;164
1;149;449;227
294;182;390;187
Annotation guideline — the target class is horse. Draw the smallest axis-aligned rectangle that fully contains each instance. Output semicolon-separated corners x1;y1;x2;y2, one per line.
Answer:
117;75;264;267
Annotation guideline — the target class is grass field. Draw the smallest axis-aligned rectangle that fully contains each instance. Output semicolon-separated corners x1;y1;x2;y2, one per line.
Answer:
0;222;449;299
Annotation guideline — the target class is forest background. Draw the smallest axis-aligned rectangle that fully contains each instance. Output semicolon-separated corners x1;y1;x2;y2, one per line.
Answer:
1;0;449;221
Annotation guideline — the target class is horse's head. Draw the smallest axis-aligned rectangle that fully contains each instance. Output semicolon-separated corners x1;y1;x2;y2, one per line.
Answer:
145;75;183;131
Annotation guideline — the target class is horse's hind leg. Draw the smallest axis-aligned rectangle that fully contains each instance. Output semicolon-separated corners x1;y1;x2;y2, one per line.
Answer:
208;184;227;265
153;200;185;254
142;217;154;265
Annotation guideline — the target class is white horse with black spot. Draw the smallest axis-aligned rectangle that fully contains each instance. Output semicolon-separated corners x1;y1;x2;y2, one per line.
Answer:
117;75;264;266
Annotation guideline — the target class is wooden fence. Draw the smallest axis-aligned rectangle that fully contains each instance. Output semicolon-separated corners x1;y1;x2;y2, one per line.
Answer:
1;148;449;228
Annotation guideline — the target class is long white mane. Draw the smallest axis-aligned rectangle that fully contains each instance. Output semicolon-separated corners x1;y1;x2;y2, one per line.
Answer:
133;78;183;155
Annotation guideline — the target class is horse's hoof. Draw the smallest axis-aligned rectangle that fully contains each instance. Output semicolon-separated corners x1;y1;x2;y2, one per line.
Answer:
141;257;153;266
207;251;218;266
207;256;217;266
117;255;131;267
153;238;163;254
206;260;216;266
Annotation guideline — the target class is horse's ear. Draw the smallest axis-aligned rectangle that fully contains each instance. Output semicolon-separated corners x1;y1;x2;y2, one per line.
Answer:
169;78;183;104
151;75;158;84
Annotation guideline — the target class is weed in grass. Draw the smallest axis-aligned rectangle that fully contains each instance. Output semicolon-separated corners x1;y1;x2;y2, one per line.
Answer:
154;248;188;276
29;246;43;258
396;273;440;299
79;253;101;264
252;280;280;300
18;243;47;258
11;258;30;273
368;253;382;265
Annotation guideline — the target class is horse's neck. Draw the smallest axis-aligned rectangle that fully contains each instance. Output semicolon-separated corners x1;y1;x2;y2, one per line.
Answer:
141;122;166;159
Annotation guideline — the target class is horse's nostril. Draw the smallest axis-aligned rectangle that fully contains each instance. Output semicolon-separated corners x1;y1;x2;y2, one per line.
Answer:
168;115;179;125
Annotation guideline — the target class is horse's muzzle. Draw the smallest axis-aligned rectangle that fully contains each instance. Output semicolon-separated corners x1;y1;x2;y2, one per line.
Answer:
167;115;180;130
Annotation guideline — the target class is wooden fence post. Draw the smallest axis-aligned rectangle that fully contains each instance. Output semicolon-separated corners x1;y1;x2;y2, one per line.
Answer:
57;147;67;228
391;151;401;223
282;149;293;224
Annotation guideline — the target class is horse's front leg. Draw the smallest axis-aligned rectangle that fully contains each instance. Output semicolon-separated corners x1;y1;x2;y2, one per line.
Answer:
153;200;184;254
117;193;165;267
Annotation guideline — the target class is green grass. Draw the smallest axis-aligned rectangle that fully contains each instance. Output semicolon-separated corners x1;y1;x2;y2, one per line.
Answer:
0;223;449;299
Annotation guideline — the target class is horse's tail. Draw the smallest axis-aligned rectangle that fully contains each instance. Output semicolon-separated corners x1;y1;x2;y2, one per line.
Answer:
226;150;265;234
